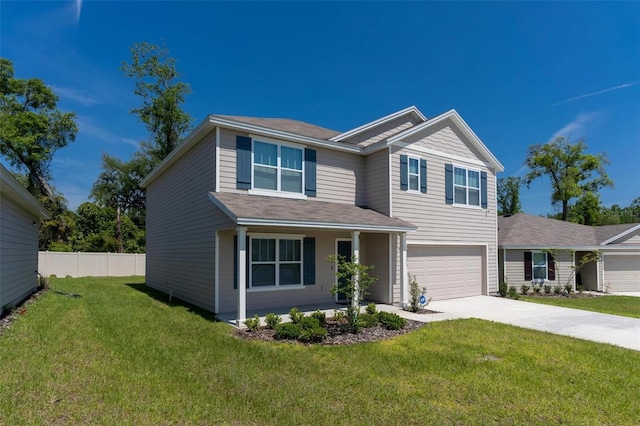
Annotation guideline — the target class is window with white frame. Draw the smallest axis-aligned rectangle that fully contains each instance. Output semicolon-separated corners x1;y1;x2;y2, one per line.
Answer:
532;252;548;280
253;140;303;194
250;237;302;287
453;166;480;206
408;157;420;192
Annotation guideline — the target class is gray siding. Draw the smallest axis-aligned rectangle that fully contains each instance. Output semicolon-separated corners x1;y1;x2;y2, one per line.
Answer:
0;195;39;310
364;148;390;215
390;143;499;294
217;128;365;205
145;130;218;311
341;114;421;147
502;249;574;290
364;233;391;303
611;232;640;245
577;252;598;291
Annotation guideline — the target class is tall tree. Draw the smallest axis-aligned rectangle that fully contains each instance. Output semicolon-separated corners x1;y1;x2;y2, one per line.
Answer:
0;58;77;203
121;42;193;161
526;137;613;221
568;191;602;226
497;176;523;216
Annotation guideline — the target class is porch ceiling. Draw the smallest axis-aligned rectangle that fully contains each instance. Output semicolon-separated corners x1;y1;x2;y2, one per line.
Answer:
208;192;416;233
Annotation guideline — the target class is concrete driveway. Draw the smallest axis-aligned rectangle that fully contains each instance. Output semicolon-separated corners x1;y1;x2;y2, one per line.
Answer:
423;296;640;351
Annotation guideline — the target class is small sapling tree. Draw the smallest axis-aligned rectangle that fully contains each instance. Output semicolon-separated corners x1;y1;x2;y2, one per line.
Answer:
328;255;377;332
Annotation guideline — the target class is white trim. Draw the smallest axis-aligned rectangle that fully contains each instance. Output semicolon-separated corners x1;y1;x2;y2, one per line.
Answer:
393;142;491;169
214;230;219;313
451;164;482;208
249;235;304;289
248;285;306;293
236;226;248;325
600;252;640;256
0;163;51;219
408;240;488;247
405;155;421;193
247;189;307;200
502;248;507;287
334;238;352;302
388;233;393;304
500;245;640;251
597;256;602;291
248;232;305;239
236;217;415;233
531;251;549;281
215;126;220;192
400;233;408;308
351;230;361;310
249;134;305;149
383;109;504;171
330;106;427;142
600;224;640;245
388;146;393;217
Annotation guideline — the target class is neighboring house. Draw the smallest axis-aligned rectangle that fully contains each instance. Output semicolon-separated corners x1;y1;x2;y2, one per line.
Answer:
0;163;50;315
499;213;640;293
141;106;504;323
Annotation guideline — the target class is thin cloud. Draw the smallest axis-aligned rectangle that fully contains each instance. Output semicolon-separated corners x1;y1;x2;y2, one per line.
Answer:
76;0;83;24
52;85;99;106
77;116;142;149
551;112;600;140
122;138;142;148
553;81;640;106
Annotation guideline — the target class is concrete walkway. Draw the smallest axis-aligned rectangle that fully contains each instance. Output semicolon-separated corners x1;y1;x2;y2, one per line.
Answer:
395;296;640;351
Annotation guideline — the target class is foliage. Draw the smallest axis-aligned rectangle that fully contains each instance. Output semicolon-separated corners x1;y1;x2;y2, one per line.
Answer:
378;311;406;330
526;136;613;221
497;176;523;216
564;283;573;294
508;286;519;299
328;255;378;328
274;322;303;340
544;284;552;294
568;191;603;225
275;316;327;342
298;325;328;343
365;303;377;315
265;313;282;329
407;274;428;313
576;284;584;294
121;42;193;162
357;312;380;328
520;284;530;295
498;281;508;298
553;285;563;295
333;310;346;322
310;310;326;325
289;307;304;324
244;315;260;332
0;58;77;204
599;197;640;225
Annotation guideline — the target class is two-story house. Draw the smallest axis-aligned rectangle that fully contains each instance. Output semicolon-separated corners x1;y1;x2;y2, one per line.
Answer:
140;106;504;323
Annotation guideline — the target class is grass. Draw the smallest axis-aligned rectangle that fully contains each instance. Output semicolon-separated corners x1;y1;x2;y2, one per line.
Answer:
521;294;640;318
0;277;638;425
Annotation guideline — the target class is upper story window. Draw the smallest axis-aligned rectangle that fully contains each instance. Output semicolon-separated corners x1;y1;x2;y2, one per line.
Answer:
253;140;304;194
399;154;427;194
453;166;480;207
408;157;420;192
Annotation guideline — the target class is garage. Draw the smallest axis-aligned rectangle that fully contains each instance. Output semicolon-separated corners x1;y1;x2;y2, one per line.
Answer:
604;255;640;292
408;245;484;300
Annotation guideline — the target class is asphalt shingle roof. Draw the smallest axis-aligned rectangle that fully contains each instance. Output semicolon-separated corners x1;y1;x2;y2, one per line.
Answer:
209;192;416;232
498;213;640;247
212;115;341;140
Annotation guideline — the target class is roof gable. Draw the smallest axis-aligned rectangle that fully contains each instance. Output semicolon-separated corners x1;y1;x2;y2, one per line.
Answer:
329;106;427;143
0;163;50;219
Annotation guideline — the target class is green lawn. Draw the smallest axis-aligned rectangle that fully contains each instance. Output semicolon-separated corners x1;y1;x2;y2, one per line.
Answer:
1;277;639;425
521;295;640;318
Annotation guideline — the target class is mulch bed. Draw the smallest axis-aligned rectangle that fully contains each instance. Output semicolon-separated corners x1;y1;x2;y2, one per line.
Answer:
235;318;427;345
0;286;48;336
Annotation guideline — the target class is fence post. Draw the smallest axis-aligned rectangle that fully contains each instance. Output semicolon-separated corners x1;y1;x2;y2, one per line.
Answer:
107;252;110;276
77;252;80;277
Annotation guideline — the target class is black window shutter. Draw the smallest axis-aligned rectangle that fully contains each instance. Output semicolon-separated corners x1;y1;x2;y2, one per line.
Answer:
420;159;427;194
303;237;316;285
236;136;252;189
548;254;556;281
400;155;408;190
481;171;488;208
305;148;317;197
524;251;532;281
445;164;454;204
233;235;250;289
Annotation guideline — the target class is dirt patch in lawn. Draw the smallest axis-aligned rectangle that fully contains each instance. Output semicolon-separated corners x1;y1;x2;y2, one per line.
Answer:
0;286;48;336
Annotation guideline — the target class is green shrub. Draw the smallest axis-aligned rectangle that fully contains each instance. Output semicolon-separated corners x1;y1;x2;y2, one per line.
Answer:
553;285;562;295
244;315;260;332
299;316;321;330
508;286;519;300
378;311;406;330
532;285;541;295
289;307;304;324
310;310;326;325
298;326;328;343
274;323;303;340
407;274;423;312
333;310;346;322
365;302;377;315
577;284;585;294
358;312;379;328
498;281;508;297
520;285;530;295
265;313;282;329
543;284;552;294
564;283;573;294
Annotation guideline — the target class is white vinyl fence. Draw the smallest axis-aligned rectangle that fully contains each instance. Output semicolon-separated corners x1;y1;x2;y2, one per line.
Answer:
38;252;145;277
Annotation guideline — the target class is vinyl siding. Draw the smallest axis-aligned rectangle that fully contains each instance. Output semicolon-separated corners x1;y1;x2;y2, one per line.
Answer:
402;117;486;161
363;232;391;303
0;195;39;310
217;128;365;205
577;252;598;291
364;148;390;215
502;249;574;290
341;114;422;147
390;143;499;294
145;130;218;311
610;232;640;245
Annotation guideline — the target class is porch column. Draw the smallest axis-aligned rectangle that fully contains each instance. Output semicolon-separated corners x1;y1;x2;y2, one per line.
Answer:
236;226;248;325
351;230;360;311
400;232;408;308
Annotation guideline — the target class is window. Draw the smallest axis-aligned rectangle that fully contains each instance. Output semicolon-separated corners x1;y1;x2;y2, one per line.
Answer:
453;166;481;206
532;252;547;281
408;157;420;191
253;140;303;194
250;237;302;287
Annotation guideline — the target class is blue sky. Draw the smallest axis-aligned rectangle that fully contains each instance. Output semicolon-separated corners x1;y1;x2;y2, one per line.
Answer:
2;1;639;214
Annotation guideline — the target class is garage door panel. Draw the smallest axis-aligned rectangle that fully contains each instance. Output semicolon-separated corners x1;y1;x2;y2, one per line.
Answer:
408;246;483;300
605;255;640;292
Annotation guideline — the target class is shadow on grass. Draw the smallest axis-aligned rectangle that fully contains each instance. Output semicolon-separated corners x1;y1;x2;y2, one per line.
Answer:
126;283;220;323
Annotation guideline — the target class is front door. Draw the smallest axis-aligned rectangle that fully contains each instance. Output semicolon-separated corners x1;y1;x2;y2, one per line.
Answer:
336;240;352;302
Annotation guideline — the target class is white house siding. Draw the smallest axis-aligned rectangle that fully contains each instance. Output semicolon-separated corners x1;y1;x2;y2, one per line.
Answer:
341;114;422;147
218;228;356;314
390;143;499;295
217;128;365;205
502;249;574;290
364;149;390;215
0;196;39;310
145;131;218;311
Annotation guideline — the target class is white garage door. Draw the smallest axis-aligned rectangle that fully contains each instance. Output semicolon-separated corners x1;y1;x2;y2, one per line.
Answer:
408;246;483;300
604;255;640;292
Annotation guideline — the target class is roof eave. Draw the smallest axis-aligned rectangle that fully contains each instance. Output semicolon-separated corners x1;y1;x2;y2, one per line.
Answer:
599;224;640;245
236;217;417;233
0;164;51;219
329;106;427;142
